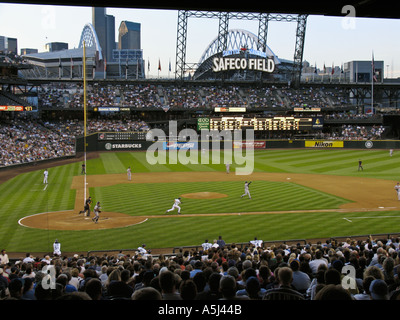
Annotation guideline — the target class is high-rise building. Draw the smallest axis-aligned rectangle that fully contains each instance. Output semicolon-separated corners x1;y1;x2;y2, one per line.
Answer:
0;36;18;54
118;21;141;50
45;42;68;52
92;7;115;62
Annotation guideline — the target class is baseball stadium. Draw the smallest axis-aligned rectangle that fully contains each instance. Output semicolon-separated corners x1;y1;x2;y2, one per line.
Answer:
1;1;400;302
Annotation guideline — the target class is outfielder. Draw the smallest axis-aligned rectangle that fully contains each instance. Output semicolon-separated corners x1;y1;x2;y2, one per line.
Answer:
43;169;48;184
395;182;400;200
241;181;252;199
225;162;230;174
92;201;101;223
127;166;132;181
166;197;182;214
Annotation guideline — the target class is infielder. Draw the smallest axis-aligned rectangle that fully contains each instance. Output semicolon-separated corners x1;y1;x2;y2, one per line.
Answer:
395;182;400;200
241;181;252;199
166;197;182;214
92;201;101;223
127;166;132;181
43;169;49;184
225;162;230;174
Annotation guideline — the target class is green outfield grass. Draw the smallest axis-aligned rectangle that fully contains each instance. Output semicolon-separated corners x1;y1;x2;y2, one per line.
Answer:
1;148;400;253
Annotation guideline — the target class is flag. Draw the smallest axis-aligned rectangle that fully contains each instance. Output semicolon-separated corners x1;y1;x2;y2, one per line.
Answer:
341;64;343;73
331;63;335;75
314;63;318;74
169;59;171;72
372;52;377;82
158;59;161;71
323;63;326;73
148;59;150;72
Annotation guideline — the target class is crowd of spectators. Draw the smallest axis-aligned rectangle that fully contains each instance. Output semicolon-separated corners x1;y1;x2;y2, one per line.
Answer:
0;116;150;167
35;82;352;110
318;124;386;140
1;235;399;300
0;117;75;167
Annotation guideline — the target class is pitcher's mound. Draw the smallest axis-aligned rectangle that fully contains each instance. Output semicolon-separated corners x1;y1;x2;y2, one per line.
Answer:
181;192;228;199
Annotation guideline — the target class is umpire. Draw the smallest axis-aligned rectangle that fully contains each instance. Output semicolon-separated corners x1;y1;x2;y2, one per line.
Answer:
79;196;92;217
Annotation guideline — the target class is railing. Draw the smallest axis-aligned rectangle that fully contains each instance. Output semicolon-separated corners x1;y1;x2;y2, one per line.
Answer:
86;232;400;259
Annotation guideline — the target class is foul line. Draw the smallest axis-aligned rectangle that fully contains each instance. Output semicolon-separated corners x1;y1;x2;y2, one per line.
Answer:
343;215;400;223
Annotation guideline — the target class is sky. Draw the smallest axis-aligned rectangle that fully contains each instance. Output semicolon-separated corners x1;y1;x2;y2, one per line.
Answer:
1;2;400;78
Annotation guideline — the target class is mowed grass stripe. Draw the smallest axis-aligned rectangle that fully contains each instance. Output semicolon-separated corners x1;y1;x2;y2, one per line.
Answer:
92;180;350;216
3;149;400;252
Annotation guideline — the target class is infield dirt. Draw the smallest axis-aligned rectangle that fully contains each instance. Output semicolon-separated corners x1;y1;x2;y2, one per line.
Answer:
19;171;400;231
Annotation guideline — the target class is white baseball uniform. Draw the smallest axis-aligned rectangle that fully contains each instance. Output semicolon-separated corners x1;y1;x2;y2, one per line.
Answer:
166;198;181;214
241;181;252;199
43;170;48;184
395;183;400;200
127;167;132;181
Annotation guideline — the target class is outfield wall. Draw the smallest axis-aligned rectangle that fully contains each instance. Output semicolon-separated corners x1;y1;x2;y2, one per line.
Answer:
76;134;400;152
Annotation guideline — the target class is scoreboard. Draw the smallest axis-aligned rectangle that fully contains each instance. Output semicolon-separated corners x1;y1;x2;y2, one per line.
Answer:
208;116;314;131
98;132;147;141
0;105;36;112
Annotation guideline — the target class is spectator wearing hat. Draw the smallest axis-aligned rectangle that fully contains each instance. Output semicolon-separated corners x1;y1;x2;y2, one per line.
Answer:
369;279;389;300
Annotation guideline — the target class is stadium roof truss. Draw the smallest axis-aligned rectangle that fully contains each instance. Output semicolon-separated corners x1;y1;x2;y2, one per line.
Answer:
79;23;103;61
175;10;307;85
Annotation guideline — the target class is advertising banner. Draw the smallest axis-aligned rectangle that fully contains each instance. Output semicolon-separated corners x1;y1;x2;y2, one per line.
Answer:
233;141;266;149
305;141;344;148
163;142;198;150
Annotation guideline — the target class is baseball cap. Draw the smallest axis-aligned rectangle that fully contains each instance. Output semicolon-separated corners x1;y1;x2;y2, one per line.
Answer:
369;279;389;300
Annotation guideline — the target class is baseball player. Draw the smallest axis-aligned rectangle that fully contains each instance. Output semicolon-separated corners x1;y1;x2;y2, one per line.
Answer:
127;166;132;181
202;239;212;251
43;169;49;184
166;197;182;214
395;182;400;200
79;196;92;217
241;181;252;199
92;201;101;223
53;239;61;256
358;159;363;171
250;237;263;248
225;162;230;174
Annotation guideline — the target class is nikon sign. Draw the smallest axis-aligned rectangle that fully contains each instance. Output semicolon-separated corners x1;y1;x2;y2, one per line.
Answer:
212;57;275;73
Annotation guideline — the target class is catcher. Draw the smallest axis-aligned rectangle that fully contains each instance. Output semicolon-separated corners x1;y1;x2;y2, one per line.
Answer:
92;201;101;223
